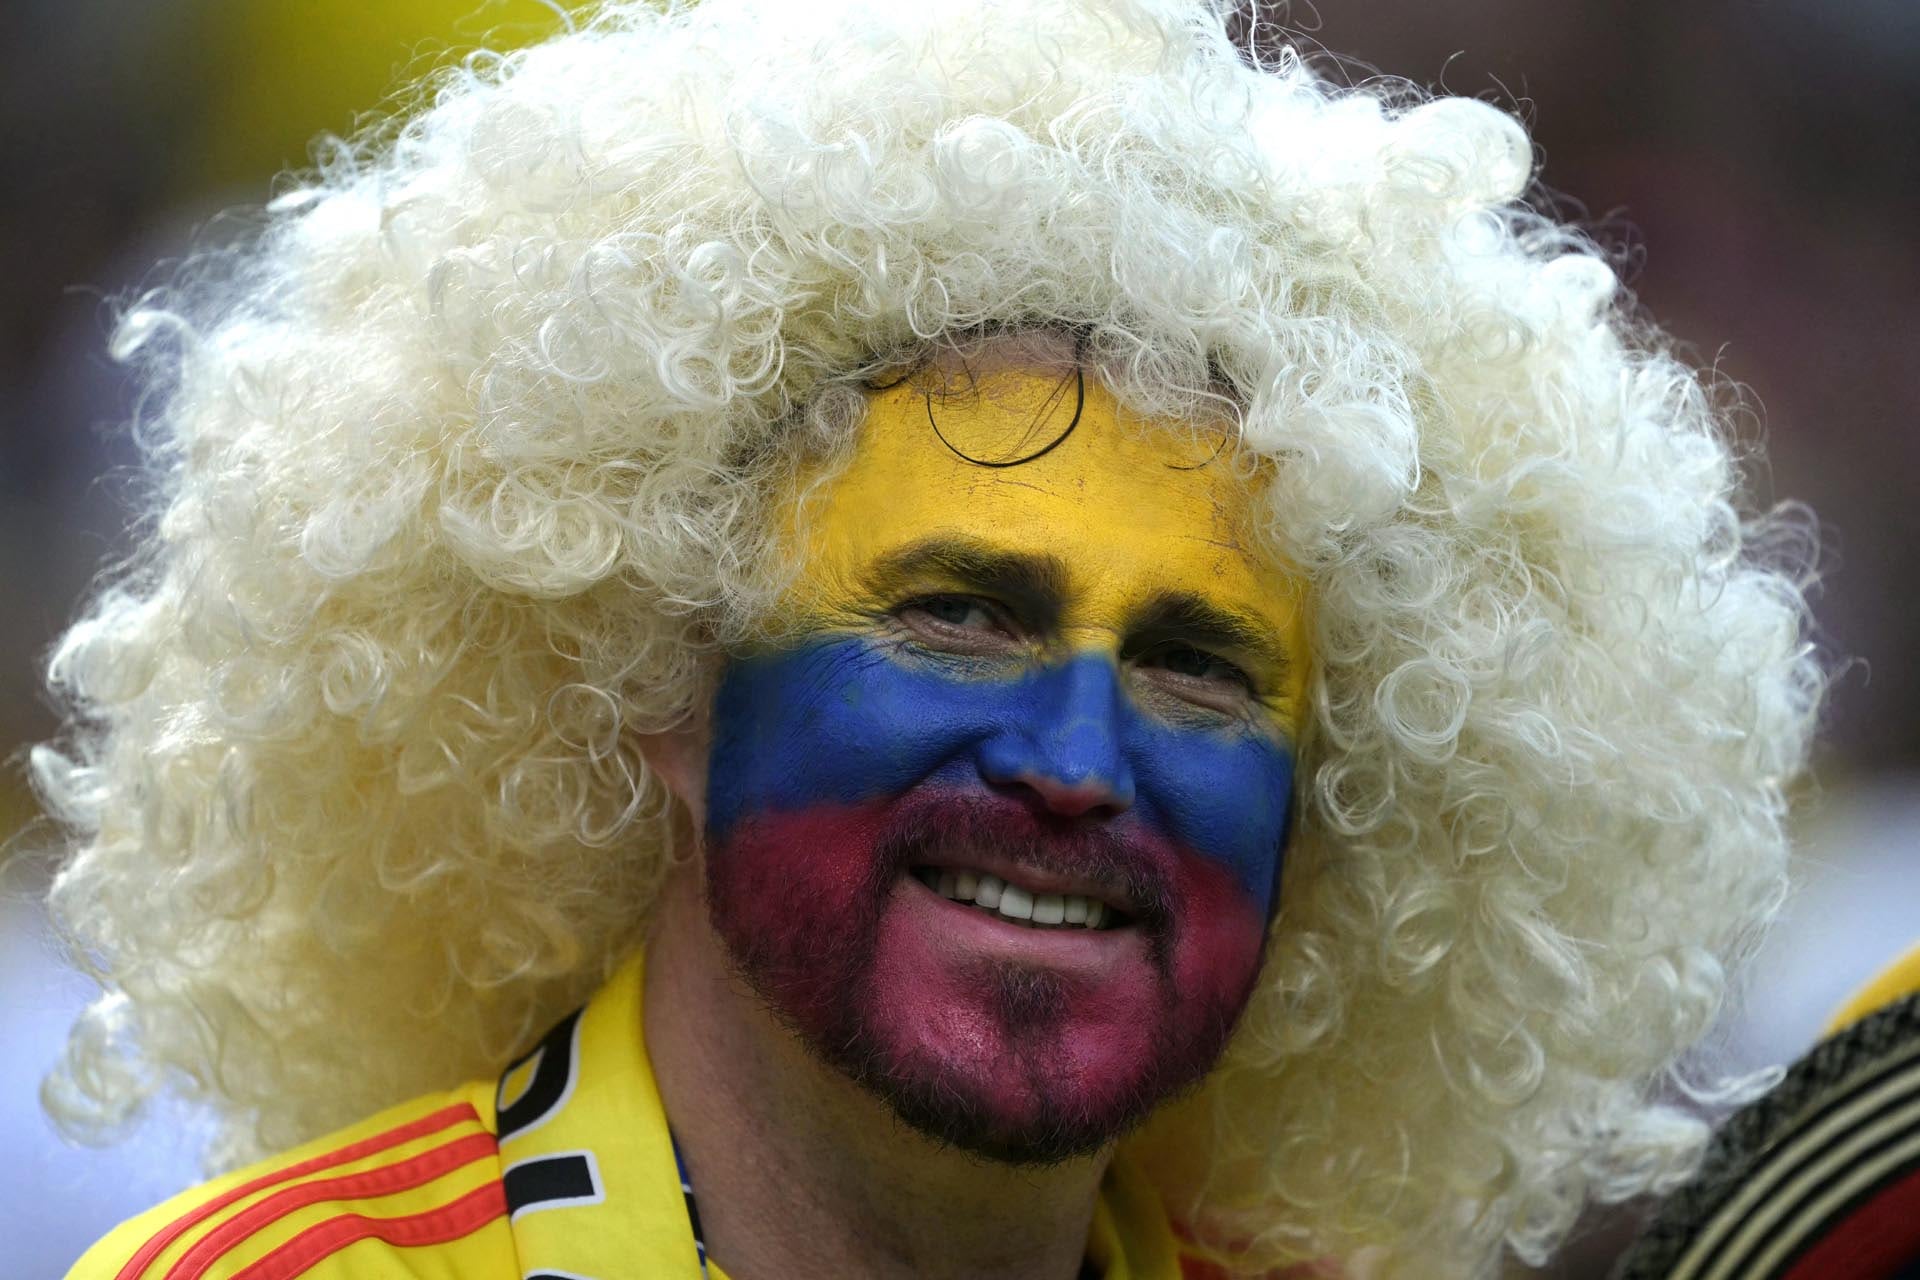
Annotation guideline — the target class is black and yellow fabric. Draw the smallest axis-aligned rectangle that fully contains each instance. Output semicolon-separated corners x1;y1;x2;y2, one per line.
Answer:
68;950;1193;1278
1827;944;1920;1038
1612;972;1920;1279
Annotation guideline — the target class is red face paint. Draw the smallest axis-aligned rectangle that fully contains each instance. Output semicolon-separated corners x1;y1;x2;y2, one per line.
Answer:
707;787;1268;1161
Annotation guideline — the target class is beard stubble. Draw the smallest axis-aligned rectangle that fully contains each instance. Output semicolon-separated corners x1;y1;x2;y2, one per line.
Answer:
704;790;1261;1165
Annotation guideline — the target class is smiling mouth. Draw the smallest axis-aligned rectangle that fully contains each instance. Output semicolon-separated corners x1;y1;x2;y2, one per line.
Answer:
908;866;1133;931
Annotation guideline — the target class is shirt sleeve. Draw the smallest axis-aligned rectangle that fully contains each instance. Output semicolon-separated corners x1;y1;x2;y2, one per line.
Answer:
64;1081;513;1280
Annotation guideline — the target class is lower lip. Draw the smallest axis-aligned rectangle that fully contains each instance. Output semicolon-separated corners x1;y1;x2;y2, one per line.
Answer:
892;872;1143;980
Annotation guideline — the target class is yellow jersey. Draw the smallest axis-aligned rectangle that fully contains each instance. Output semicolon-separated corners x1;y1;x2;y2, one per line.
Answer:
68;951;1197;1279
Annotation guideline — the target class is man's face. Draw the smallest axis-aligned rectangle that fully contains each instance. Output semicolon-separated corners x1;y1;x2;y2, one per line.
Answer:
698;359;1311;1162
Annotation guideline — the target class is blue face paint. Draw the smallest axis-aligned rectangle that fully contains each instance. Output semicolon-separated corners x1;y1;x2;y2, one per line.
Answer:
707;637;1294;913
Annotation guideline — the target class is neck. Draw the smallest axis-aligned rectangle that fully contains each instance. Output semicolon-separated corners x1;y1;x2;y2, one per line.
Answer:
644;870;1110;1280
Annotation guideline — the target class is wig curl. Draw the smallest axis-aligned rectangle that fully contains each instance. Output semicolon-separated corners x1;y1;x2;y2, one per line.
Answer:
34;0;1821;1273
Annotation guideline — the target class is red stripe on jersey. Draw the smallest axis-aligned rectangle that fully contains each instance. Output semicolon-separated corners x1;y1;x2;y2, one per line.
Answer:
164;1132;499;1280
1778;1170;1920;1280
225;1180;509;1280
115;1103;481;1280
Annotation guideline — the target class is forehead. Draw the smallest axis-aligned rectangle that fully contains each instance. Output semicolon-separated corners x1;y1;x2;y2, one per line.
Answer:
784;364;1308;638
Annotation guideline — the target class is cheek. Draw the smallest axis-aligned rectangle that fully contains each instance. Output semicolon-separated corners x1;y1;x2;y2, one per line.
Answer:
708;806;884;918
704;639;989;840
1127;722;1295;915
702;804;892;1037
1162;841;1272;1010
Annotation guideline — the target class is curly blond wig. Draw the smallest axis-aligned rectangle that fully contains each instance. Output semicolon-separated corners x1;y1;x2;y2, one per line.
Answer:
33;0;1822;1273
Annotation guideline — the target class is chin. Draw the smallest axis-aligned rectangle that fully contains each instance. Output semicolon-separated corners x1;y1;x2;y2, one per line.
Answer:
705;790;1273;1164
845;954;1250;1166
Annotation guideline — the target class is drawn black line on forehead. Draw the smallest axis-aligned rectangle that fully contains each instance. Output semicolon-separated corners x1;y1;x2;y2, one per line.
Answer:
925;363;1084;470
863;534;1296;677
857;327;1236;473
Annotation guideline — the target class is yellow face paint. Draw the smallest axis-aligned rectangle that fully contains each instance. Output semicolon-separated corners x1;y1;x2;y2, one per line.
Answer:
778;365;1313;737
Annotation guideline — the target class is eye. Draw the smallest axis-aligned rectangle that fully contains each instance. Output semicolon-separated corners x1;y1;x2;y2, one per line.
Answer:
1149;645;1237;681
913;596;997;630
1133;643;1255;713
894;594;1023;654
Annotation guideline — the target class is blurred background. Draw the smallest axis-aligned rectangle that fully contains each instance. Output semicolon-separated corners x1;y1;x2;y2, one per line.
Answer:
1;1;1914;1275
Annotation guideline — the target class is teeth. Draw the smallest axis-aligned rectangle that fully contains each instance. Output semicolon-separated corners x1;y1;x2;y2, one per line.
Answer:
911;869;1120;930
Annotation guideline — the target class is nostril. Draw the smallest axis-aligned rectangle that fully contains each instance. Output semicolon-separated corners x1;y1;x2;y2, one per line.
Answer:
1010;771;1131;818
976;718;1135;817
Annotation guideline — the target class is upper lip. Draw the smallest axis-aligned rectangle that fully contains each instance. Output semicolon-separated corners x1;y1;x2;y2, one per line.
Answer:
906;848;1138;915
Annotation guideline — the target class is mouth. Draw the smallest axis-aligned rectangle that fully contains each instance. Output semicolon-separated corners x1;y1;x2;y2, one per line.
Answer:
907;864;1135;932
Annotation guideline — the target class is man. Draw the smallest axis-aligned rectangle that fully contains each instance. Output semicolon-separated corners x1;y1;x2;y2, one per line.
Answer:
40;0;1820;1276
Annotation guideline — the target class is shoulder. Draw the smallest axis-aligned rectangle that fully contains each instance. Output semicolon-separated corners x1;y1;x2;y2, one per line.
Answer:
66;1080;515;1280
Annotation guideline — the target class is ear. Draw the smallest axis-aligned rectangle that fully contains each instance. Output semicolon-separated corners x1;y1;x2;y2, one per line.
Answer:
636;699;713;836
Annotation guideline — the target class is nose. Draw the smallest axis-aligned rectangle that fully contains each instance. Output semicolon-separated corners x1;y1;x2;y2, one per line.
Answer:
976;655;1136;818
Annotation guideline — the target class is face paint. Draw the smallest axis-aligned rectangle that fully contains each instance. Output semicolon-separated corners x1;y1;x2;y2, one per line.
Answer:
702;361;1312;1161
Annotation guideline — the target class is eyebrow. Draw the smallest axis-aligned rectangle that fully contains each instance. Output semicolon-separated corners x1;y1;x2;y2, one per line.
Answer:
1122;589;1295;681
865;535;1071;626
866;539;1295;676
